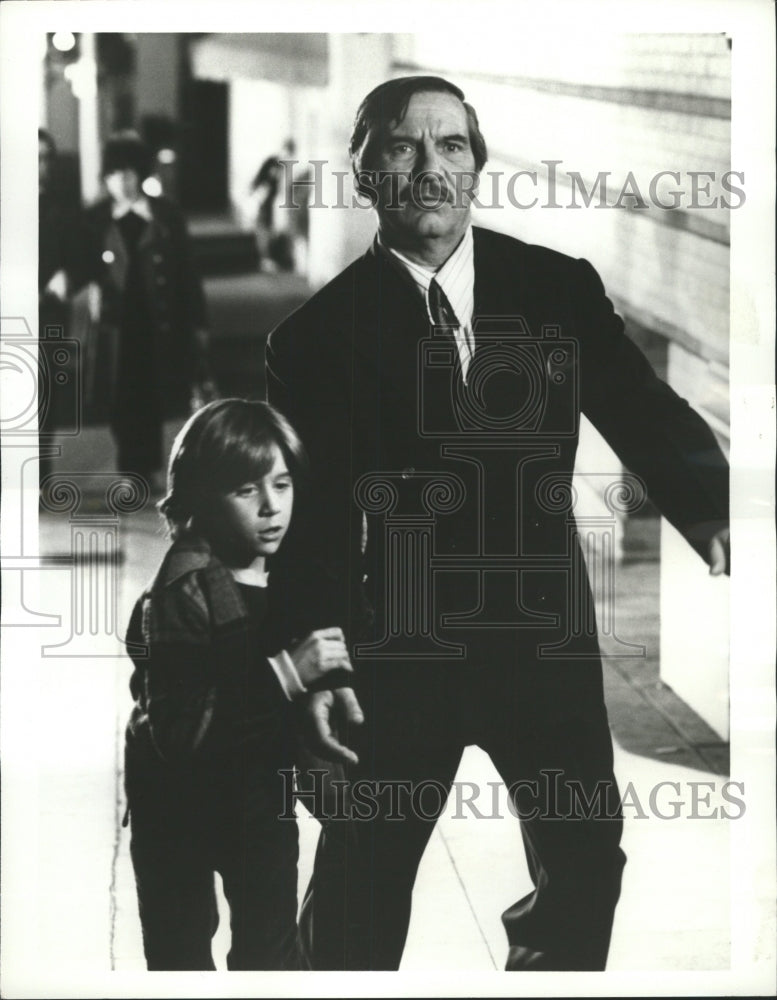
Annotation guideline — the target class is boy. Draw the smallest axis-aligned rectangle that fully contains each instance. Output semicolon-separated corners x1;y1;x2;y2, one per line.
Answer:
124;399;352;970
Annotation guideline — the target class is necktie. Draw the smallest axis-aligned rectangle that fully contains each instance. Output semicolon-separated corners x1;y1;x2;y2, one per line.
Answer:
429;277;474;379
428;277;459;328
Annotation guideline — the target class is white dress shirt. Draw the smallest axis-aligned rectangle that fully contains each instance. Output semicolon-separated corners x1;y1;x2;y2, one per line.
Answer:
379;225;476;382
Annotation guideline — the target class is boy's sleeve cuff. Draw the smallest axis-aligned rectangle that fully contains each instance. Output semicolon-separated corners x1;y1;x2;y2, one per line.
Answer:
267;650;308;700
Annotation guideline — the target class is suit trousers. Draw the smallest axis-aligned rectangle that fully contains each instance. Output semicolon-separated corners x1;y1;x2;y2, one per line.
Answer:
300;646;626;971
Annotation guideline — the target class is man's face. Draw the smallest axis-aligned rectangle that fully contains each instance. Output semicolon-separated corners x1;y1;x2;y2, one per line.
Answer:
371;90;479;254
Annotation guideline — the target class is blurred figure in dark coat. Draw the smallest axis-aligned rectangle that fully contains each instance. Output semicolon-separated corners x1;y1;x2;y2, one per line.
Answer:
39;128;75;313
38;128;80;485
80;132;213;486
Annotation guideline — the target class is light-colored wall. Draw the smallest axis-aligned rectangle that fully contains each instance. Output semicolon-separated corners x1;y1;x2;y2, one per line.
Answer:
305;33;394;285
392;31;731;368
229;77;294;227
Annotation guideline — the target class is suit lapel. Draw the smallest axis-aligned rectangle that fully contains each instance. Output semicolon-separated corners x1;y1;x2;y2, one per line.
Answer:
472;226;529;332
348;229;538;401
349;240;428;379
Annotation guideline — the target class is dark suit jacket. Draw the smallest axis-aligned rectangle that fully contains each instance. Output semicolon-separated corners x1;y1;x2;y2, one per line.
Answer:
266;226;728;667
78;195;208;421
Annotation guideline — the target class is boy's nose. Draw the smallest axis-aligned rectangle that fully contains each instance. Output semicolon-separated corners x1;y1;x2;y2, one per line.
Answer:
257;493;279;516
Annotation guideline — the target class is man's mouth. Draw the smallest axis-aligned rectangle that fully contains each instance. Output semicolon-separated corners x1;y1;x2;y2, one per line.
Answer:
414;193;450;210
258;526;283;540
410;180;451;209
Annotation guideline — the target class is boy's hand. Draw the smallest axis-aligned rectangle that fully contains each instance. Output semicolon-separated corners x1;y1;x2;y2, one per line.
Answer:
708;527;730;576
304;688;364;766
289;627;352;686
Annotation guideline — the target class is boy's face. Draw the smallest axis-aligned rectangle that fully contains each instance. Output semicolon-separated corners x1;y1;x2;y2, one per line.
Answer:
212;445;294;564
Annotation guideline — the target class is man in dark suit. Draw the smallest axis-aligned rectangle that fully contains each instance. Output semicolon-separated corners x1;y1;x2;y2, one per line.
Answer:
266;76;729;971
38;128;81;486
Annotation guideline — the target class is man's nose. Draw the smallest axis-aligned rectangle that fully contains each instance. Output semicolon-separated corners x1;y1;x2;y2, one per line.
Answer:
415;139;445;177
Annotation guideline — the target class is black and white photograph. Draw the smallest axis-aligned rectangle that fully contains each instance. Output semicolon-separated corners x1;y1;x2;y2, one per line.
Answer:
1;1;775;996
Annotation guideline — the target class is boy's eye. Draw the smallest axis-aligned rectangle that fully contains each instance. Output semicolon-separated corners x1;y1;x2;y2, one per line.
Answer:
235;485;257;497
275;479;293;492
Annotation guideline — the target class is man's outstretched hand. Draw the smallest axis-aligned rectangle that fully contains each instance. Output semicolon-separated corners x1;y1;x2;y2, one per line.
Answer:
708;527;730;576
303;687;364;766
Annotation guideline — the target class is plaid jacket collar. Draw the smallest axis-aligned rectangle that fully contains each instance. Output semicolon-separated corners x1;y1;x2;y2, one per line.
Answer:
151;531;247;629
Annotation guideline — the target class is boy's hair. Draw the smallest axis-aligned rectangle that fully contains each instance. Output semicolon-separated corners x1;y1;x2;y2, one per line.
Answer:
159;399;307;538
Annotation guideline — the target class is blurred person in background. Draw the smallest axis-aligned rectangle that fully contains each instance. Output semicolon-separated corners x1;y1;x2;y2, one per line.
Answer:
250;138;300;273
39;128;75;319
38;127;80;485
79;131;215;489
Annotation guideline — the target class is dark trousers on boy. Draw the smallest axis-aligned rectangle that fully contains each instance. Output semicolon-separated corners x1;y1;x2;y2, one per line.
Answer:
127;753;300;971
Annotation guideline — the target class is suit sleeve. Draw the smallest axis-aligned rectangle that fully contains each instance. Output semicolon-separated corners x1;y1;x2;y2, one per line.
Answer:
575;257;728;564
266;320;364;662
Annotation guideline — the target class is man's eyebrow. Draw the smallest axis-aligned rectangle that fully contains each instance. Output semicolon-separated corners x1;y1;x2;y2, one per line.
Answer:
382;132;417;144
382;131;471;145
